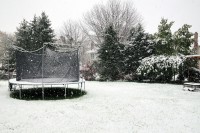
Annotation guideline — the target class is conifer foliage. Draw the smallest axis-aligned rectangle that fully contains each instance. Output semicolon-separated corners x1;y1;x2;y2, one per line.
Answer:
15;12;55;51
173;24;194;55
125;24;155;76
154;19;174;55
98;25;124;81
154;18;194;55
15;19;31;50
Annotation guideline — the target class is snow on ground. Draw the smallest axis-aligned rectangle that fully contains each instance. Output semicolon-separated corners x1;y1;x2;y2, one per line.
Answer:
0;80;200;133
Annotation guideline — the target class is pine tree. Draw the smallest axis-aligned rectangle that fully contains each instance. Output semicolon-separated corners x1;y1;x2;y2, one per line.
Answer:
98;25;124;81
173;24;194;55
15;19;31;50
154;18;174;55
15;12;55;51
154;18;194;55
125;24;155;76
37;12;55;49
30;15;40;49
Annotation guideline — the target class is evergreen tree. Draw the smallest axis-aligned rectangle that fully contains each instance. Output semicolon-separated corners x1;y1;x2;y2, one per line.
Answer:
154;18;194;56
154;18;174;55
37;12;55;50
125;24;155;77
98;25;124;81
15;19;31;50
15;12;55;51
173;24;194;55
30;15;40;49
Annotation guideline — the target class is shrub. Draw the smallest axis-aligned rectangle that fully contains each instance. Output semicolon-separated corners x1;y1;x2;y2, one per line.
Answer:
136;55;185;82
80;62;98;81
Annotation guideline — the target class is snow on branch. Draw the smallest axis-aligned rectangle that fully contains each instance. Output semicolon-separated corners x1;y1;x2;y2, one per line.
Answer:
136;54;185;75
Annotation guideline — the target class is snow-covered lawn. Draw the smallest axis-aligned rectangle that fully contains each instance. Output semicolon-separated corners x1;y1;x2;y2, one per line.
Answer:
0;80;200;133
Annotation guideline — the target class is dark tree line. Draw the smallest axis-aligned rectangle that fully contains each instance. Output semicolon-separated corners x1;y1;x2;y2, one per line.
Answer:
97;18;194;81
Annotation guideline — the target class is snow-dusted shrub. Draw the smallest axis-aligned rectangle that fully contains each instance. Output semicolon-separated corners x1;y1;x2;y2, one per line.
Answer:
136;55;185;82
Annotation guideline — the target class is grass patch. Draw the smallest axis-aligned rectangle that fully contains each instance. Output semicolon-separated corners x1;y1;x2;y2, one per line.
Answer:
10;87;86;100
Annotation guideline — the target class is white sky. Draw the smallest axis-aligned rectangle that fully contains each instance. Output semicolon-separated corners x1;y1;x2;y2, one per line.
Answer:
0;0;199;36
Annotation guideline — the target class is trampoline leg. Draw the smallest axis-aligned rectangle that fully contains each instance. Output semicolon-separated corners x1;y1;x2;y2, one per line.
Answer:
15;85;17;91
78;83;82;94
19;85;22;99
84;82;85;91
42;85;44;100
9;83;12;91
64;84;66;99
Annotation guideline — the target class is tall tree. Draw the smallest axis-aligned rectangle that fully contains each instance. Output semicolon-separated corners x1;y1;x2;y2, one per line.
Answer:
0;31;16;77
15;19;31;50
154;18;194;55
173;24;194;55
0;31;7;61
125;24;155;76
37;12;55;49
83;0;141;46
154;18;174;55
98;25;124;80
60;20;86;48
15;12;55;51
30;15;39;49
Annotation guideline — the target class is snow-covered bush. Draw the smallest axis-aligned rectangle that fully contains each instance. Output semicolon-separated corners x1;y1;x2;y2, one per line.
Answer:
136;55;185;82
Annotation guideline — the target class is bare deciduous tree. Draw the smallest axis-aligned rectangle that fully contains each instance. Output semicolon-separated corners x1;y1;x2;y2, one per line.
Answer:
83;0;142;46
0;31;6;61
60;20;86;48
0;31;15;79
60;20;89;66
0;32;14;61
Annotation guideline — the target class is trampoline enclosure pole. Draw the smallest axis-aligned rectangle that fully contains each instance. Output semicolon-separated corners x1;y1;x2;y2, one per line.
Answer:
42;44;44;100
19;85;22;99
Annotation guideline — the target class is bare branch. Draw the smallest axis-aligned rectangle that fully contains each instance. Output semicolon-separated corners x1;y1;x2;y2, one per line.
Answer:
83;0;142;45
60;20;86;48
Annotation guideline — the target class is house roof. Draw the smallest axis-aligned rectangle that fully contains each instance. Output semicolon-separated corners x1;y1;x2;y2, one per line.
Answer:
186;55;200;59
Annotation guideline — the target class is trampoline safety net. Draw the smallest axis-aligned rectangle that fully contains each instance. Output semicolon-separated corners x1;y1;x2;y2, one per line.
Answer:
16;47;79;83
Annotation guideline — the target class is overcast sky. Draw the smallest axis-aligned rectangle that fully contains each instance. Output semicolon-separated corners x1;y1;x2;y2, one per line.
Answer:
0;0;199;36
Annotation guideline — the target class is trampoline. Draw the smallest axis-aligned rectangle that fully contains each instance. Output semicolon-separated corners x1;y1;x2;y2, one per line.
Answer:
9;43;85;99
